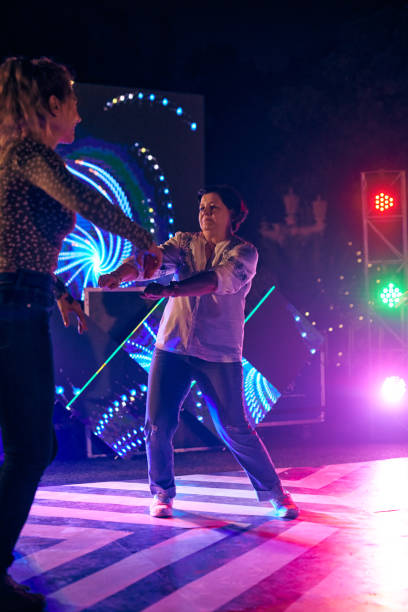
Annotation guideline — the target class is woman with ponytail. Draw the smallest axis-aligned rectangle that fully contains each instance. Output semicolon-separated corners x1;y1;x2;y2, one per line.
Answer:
0;56;161;611
100;185;299;522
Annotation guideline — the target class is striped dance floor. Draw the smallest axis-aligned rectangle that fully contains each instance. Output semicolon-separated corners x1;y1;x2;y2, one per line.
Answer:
11;457;408;611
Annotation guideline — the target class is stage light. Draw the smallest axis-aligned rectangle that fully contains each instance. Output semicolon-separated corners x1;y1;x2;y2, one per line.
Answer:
167;202;173;208
373;191;395;213
191;122;197;131
149;94;155;101
55;386;65;395
162;98;168;106
380;282;402;308
380;376;407;404
176;107;183;115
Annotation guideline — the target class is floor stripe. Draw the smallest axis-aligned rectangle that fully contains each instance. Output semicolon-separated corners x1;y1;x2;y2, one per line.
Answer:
291;463;362;489
35;488;356;513
70;481;258;499
68;480;360;506
35;490;275;516
29;504;241;530
12;525;131;582
176;466;361;490
143;522;336;612
48;528;230;611
175;473;273;485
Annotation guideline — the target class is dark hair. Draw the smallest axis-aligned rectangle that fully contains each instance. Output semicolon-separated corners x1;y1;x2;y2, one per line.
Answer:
197;184;248;232
0;56;74;149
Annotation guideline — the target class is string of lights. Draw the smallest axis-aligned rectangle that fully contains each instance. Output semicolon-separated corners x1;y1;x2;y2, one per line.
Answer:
104;90;198;133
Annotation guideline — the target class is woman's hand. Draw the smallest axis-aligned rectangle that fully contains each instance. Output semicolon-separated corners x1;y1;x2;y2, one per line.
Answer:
98;262;139;289
98;271;122;289
57;294;88;334
137;244;163;279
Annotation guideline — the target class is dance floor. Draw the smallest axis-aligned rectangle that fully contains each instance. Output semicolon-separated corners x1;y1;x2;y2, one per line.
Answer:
11;457;408;611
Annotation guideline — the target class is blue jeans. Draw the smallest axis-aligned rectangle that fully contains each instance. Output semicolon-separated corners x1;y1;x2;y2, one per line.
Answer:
0;271;56;573
145;348;284;501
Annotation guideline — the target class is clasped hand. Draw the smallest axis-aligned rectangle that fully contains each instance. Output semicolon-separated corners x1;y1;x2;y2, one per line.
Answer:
98;246;163;290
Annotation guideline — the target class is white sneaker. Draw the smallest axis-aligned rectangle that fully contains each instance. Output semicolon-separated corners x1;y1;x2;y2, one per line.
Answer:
150;495;173;518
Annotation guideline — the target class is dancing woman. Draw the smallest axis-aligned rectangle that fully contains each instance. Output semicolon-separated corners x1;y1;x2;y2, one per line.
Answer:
99;185;299;521
0;56;161;611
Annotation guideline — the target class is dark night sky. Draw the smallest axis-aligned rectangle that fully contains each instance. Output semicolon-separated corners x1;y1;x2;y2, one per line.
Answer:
3;0;408;243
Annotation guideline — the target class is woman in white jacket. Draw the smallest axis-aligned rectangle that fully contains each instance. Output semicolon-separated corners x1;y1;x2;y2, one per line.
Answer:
99;185;299;521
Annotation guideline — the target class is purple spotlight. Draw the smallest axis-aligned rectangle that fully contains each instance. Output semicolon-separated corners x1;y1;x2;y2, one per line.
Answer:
380;376;407;405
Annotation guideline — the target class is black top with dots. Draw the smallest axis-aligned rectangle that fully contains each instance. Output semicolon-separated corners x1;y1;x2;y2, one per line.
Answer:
0;137;152;275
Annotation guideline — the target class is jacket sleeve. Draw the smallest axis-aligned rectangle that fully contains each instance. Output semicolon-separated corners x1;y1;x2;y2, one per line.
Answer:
212;242;258;295
14;139;153;250
127;231;185;280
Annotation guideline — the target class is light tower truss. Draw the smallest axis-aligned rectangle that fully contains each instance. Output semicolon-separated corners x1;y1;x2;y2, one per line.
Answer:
361;170;408;373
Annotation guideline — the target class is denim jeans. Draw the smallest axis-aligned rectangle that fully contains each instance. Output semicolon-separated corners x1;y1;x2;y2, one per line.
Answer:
145;348;284;502
0;270;56;573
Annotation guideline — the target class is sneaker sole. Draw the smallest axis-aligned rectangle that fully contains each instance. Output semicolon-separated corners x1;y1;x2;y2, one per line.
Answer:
276;508;299;519
150;510;173;518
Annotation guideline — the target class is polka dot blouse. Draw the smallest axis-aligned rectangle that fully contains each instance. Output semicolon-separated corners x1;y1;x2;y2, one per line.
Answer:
0;137;153;275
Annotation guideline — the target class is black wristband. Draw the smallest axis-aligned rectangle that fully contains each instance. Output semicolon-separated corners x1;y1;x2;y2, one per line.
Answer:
169;281;180;297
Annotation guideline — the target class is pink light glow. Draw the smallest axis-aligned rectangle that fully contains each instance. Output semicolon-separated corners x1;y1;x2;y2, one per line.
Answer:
380;376;406;405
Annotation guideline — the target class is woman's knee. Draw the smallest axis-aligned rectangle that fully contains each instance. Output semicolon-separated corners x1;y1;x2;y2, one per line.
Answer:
144;418;178;444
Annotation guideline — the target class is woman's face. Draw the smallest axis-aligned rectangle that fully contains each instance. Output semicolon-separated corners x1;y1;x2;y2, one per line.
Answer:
199;192;233;236
57;94;81;144
49;93;81;146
